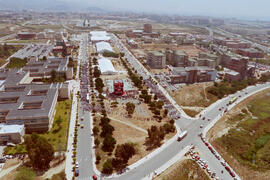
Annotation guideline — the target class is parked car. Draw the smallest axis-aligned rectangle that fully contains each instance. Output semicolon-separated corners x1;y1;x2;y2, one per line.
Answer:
92;175;98;180
75;168;79;176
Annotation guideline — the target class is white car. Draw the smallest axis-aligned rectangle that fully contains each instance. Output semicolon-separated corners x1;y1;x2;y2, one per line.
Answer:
200;125;203;128
76;161;79;168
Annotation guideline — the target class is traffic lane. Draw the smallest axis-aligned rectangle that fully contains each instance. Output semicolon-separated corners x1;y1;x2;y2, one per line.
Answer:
77;103;93;179
108;137;191;180
195;138;234;180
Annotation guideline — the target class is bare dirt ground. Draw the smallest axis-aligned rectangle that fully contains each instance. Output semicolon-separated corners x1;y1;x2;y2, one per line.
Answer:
169;82;214;107
140;44;202;57
155;158;210;180
107;102;171;131
207;89;270;180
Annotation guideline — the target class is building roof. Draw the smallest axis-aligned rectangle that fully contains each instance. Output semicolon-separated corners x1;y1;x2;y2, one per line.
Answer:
175;50;187;56
96;41;114;53
90;31;110;42
132;30;143;33
98;58;117;74
0;124;24;134
226;71;240;76
149;51;164;56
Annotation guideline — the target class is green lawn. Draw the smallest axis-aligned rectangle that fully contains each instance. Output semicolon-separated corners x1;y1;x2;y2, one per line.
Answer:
6;57;27;69
216;92;270;170
41;98;72;151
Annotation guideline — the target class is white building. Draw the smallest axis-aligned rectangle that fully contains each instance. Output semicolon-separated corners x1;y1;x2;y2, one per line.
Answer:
90;31;111;43
96;41;114;54
0;124;25;144
98;58;117;75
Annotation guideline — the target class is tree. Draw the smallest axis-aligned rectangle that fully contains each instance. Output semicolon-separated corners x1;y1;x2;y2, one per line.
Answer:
93;66;101;78
115;143;136;163
145;125;165;149
100;123;114;137
163;123;175;134
156;100;164;109
42;56;47;61
126;102;135;116
93;126;99;136
102;134;116;152
164;109;168;117
25;133;54;170
112;158;126;172
102;159;113;174
51;69;57;80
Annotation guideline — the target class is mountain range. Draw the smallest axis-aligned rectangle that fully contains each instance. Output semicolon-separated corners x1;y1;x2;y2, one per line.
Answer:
0;0;105;12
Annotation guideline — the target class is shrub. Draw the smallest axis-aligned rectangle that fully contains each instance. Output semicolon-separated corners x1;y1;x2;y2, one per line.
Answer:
102;159;113;174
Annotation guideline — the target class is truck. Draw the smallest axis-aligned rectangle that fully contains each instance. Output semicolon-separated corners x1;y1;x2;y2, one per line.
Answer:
177;130;187;141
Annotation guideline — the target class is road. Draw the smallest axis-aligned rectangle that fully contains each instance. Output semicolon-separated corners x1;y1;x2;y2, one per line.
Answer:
75;33;95;180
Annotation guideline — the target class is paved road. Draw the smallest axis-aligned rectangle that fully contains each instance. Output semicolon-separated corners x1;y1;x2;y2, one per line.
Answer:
75;33;95;180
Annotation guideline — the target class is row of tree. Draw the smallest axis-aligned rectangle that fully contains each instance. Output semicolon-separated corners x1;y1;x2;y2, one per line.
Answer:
208;77;269;99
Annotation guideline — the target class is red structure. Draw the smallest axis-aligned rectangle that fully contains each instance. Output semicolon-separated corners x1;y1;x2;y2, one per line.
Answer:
144;24;152;33
17;32;36;40
113;80;124;96
236;48;264;58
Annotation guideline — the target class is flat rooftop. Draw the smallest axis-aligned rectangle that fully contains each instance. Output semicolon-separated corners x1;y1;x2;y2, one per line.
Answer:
0;124;24;134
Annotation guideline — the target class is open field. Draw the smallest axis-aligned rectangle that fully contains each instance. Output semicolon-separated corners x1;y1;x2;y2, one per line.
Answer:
23;24;62;32
207;89;270;180
169;82;217;107
6;39;47;44
155;159;210;180
140;44;203;57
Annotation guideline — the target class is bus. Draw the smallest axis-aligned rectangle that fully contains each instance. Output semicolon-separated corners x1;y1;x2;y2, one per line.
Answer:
229;97;237;104
177;130;188;141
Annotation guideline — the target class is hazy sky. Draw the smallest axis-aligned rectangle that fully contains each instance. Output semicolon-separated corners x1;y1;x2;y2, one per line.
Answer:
65;0;270;20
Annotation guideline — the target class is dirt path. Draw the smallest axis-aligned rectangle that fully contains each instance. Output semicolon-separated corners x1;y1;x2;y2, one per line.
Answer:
0;161;22;178
42;161;65;179
96;113;148;134
108;116;148;134
181;106;205;112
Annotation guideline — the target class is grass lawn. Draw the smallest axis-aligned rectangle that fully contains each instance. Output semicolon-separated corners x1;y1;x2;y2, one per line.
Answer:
41;98;72;151
6;57;27;69
155;159;210;180
215;92;270;170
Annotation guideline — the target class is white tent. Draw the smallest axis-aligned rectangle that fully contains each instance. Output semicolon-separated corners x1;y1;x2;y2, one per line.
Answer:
90;31;111;42
96;41;114;53
98;57;117;75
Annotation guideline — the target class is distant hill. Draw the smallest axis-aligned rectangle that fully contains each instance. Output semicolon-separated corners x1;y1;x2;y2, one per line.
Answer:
0;0;105;12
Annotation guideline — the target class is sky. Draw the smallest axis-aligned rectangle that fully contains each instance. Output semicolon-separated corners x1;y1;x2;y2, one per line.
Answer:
64;0;270;20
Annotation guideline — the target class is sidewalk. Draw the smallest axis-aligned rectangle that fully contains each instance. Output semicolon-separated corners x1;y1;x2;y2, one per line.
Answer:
65;42;81;180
